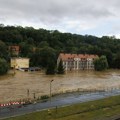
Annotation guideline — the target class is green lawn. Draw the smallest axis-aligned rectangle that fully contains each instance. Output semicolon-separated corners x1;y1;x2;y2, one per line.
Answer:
3;95;120;120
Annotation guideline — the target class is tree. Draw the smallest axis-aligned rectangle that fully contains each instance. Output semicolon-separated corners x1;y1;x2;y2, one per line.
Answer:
30;46;56;68
38;41;49;48
0;40;9;61
0;24;120;69
19;42;34;57
113;53;120;69
46;60;56;75
0;58;9;75
94;55;108;71
57;59;65;74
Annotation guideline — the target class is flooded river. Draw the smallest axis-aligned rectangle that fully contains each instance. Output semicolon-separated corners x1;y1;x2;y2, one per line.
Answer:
0;69;120;103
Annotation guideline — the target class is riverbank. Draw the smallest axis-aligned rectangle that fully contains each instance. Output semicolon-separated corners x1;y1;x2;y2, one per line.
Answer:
2;95;120;120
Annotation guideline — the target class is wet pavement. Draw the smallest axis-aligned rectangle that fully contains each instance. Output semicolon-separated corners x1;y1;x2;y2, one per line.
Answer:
1;89;120;119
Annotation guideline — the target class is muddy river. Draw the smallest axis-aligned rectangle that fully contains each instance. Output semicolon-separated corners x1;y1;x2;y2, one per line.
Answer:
0;70;120;103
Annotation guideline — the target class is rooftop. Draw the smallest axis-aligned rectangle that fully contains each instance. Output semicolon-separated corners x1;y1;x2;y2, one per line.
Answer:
59;53;98;61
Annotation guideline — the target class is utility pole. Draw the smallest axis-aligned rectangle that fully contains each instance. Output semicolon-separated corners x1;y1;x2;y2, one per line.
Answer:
50;80;54;103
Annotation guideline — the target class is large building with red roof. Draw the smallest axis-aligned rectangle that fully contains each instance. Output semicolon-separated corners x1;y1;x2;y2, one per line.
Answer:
57;53;98;70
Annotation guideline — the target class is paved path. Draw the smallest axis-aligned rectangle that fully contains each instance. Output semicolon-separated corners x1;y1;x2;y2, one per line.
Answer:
1;89;120;119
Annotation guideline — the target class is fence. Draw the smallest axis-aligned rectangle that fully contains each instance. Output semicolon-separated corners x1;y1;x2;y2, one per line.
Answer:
1;86;120;109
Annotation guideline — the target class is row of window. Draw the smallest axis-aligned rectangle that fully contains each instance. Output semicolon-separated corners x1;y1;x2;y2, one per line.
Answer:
64;61;93;64
65;66;94;69
63;62;93;66
64;64;94;69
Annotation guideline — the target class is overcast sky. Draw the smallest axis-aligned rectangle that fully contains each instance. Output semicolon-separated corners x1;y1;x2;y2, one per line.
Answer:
0;0;120;37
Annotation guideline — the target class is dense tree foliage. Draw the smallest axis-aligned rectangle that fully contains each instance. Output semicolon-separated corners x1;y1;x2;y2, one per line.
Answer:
94;56;108;71
113;52;120;69
0;40;9;61
30;47;56;68
57;59;65;74
46;60;56;75
0;58;9;75
0;24;120;69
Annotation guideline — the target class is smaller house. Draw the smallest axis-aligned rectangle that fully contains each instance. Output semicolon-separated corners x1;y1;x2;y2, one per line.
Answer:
9;45;20;56
11;58;29;69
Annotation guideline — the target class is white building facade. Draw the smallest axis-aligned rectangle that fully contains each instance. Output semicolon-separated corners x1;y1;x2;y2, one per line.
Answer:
57;53;98;70
11;58;30;69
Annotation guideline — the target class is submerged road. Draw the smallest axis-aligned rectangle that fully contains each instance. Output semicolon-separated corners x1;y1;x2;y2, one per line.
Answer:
1;89;120;119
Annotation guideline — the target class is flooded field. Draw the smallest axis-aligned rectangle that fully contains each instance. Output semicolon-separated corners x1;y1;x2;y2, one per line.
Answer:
0;69;120;103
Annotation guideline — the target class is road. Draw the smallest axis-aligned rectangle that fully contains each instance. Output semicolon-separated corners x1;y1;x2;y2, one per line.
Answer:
1;89;120;119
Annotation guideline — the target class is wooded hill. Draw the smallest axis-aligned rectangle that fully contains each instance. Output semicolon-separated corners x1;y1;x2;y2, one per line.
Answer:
0;24;120;69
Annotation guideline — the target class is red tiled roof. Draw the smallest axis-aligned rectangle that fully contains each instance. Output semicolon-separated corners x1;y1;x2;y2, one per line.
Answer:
59;53;98;61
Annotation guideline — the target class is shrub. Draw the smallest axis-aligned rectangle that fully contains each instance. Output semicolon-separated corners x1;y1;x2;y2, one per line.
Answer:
41;95;49;100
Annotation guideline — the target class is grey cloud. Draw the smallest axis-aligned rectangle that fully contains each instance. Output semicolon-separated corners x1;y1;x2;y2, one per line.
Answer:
0;0;116;23
0;0;120;37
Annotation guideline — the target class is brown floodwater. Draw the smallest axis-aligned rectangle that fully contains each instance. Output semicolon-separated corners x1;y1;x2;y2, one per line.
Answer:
0;69;120;103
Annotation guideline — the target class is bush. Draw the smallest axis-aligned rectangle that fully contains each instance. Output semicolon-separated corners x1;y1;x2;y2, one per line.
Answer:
94;55;108;71
57;59;65;74
41;95;49;100
0;58;9;75
46;60;56;75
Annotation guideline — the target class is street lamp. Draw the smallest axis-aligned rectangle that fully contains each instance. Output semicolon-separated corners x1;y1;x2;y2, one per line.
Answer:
50;79;54;103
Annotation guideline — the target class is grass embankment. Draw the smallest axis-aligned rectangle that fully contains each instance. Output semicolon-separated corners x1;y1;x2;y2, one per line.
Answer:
3;95;120;120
